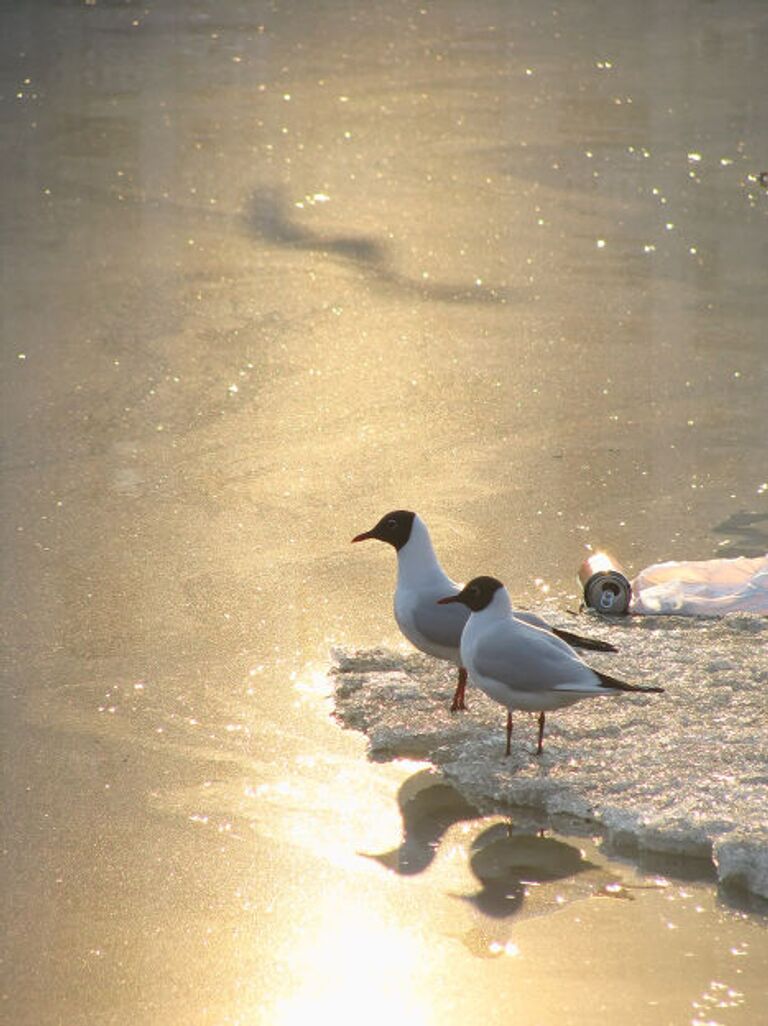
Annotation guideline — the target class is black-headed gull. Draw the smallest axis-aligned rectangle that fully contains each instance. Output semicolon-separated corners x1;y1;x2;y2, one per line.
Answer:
438;575;663;755
352;510;617;713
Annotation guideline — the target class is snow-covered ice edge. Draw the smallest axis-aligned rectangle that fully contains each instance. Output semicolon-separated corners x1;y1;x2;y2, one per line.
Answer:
330;612;768;899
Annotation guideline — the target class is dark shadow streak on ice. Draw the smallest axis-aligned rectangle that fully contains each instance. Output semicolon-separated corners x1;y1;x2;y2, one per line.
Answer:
243;187;518;306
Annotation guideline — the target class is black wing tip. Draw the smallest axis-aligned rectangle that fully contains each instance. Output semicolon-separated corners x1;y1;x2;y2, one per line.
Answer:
553;628;618;653
585;638;619;653
595;670;664;694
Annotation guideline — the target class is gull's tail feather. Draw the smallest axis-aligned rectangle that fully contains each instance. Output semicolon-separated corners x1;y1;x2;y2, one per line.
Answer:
552;628;618;654
595;670;664;694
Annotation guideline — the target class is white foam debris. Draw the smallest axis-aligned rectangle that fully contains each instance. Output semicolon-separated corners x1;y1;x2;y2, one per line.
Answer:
331;612;768;898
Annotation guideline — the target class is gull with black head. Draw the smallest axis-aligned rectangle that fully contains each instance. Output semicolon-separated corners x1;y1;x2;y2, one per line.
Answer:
438;575;663;755
352;510;618;713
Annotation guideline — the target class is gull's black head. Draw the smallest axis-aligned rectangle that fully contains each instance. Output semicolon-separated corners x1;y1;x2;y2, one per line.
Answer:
351;510;416;551
438;575;504;612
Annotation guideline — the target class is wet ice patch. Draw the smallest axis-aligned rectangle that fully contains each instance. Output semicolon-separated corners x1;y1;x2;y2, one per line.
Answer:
331;613;768;898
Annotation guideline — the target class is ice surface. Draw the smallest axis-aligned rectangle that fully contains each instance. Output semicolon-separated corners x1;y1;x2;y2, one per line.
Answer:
331;612;768;898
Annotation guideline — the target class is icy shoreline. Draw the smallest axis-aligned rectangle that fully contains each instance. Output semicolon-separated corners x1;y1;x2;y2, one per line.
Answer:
331;612;768;898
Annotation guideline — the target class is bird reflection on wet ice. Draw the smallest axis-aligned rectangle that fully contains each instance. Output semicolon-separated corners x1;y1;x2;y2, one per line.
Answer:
361;769;626;924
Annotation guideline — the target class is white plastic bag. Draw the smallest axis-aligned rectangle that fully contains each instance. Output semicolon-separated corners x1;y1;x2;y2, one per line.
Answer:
630;554;768;616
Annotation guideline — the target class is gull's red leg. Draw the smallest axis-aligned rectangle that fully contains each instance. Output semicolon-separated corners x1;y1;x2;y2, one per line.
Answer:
505;711;513;756
450;666;468;712
536;711;546;755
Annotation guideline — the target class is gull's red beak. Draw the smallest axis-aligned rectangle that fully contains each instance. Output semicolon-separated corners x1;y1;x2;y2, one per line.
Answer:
437;595;460;605
351;530;375;543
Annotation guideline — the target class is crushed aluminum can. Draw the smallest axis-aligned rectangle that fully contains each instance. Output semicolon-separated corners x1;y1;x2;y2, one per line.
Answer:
578;552;632;615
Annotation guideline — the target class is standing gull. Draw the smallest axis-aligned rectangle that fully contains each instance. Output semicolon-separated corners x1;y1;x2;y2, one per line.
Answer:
439;575;663;755
352;510;617;712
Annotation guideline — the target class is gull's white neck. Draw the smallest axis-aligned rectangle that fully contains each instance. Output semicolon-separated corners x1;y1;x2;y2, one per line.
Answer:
396;516;452;588
480;587;514;620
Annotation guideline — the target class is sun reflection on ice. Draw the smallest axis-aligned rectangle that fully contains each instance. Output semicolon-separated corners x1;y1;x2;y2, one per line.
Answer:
293;665;333;698
271;900;433;1026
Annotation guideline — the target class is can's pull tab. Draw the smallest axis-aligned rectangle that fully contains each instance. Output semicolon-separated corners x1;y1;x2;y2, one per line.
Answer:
578;552;632;615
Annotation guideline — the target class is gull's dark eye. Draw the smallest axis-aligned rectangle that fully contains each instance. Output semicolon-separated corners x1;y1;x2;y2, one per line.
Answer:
387;519;398;530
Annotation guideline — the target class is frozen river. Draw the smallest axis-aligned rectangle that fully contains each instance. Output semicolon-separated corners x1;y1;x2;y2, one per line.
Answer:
1;1;767;1024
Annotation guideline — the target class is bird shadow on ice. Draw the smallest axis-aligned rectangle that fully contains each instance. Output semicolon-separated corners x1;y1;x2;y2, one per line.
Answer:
359;770;478;876
360;769;607;921
243;186;519;306
462;823;598;919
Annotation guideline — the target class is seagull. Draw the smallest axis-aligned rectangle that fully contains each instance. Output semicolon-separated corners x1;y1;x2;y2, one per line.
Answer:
352;510;617;713
438;575;663;755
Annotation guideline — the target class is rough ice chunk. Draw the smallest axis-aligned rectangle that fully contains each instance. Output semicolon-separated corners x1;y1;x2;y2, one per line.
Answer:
331;613;768;898
714;835;768;896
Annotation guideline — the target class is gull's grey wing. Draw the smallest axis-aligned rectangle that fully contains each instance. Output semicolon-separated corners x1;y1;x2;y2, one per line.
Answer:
472;620;599;693
514;610;617;654
411;591;470;650
513;609;551;632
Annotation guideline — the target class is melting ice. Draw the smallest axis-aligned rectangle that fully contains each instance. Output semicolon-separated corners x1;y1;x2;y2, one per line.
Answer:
331;612;768;898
